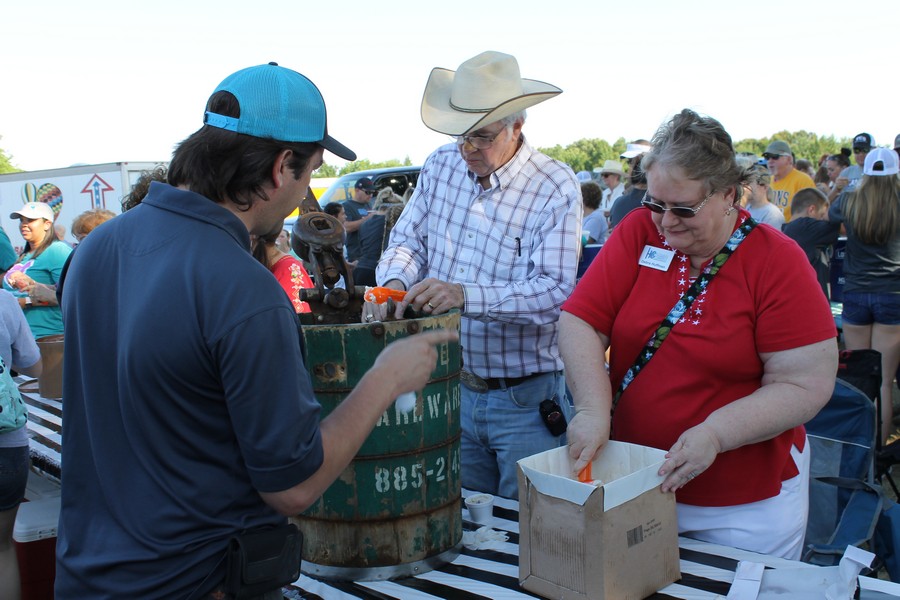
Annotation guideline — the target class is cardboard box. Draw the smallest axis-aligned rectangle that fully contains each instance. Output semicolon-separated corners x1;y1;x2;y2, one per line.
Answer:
517;442;680;600
14;495;60;600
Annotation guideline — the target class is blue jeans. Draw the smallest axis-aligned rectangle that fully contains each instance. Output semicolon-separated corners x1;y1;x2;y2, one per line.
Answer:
460;371;572;500
0;445;28;511
842;291;900;325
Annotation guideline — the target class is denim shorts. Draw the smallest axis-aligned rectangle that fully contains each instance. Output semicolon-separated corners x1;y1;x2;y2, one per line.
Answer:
0;445;29;510
841;292;900;326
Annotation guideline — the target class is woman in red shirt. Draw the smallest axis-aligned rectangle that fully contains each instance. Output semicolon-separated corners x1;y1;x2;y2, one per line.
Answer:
560;109;838;559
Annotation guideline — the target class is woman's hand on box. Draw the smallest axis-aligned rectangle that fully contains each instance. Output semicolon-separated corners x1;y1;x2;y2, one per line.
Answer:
658;423;721;493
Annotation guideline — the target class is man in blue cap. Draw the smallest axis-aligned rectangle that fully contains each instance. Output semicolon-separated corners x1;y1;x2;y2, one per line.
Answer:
835;132;874;194
342;176;378;262
55;62;456;599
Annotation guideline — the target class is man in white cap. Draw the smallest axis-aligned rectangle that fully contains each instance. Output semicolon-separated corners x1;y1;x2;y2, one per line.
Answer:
597;159;626;219
55;62;456;599
372;50;582;500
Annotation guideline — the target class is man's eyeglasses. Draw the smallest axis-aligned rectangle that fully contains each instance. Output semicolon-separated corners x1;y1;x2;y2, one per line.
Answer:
641;190;715;219
455;129;506;150
853;148;869;154
601;173;617;178
762;153;785;161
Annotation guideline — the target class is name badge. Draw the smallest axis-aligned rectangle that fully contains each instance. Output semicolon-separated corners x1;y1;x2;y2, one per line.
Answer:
638;245;675;271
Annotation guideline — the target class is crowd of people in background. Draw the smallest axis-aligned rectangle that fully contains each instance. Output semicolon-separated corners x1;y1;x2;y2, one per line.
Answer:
0;48;899;598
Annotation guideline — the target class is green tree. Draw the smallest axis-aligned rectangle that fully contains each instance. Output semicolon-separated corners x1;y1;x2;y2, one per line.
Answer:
0;138;20;174
313;163;338;178
540;138;621;173
735;131;851;163
338;156;412;176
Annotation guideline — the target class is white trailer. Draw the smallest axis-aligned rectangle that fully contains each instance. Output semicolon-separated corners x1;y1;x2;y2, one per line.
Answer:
0;162;164;250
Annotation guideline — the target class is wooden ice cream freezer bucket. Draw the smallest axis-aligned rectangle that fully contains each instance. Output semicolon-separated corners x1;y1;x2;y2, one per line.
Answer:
292;310;462;581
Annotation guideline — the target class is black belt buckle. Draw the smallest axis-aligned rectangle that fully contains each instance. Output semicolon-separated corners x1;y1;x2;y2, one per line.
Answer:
460;370;489;393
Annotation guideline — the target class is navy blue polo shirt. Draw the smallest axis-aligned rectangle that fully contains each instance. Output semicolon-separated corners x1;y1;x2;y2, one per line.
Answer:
56;182;323;598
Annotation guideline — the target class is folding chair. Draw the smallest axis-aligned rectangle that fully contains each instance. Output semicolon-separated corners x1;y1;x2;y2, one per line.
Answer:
803;367;880;567
802;350;885;567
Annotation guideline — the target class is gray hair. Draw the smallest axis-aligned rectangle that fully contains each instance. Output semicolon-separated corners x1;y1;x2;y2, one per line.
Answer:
641;109;746;196
499;110;527;129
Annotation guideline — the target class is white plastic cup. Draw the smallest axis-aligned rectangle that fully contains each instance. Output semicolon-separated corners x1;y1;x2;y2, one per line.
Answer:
465;493;494;525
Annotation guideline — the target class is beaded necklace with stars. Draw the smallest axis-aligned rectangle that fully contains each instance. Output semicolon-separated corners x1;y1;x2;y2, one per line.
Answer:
657;214;749;326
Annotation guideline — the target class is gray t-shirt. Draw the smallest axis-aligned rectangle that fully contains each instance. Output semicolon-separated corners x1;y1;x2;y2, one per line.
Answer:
829;192;900;294
839;165;864;193
748;202;786;229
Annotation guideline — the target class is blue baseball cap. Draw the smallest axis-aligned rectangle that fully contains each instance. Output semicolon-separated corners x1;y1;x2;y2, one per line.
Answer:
203;62;356;161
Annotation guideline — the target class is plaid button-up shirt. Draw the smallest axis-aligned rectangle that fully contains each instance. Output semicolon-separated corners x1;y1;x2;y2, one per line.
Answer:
377;137;582;378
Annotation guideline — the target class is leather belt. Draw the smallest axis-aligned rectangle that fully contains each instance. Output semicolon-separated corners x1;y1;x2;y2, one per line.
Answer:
460;370;550;392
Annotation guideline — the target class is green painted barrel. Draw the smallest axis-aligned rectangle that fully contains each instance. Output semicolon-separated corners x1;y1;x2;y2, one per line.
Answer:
293;311;462;581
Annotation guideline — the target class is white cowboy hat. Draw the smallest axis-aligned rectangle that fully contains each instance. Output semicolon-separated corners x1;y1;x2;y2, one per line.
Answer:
420;51;562;136
598;160;625;177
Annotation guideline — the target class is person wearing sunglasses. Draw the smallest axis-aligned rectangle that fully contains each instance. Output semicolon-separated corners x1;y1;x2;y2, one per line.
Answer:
342;177;378;263
372;51;582;501
560;108;837;560
765;139;816;223
835;132;874;196
597;159;626;220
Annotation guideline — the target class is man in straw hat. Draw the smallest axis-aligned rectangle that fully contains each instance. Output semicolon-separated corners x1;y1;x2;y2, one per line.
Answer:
597;159;626;219
371;50;583;500
55;62;456;599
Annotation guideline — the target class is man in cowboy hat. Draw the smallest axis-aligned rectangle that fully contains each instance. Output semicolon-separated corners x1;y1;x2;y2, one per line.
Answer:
597;159;626;219
371;50;583;500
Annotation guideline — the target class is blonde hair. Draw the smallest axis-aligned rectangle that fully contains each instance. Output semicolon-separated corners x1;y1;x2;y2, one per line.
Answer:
844;175;900;246
72;208;116;239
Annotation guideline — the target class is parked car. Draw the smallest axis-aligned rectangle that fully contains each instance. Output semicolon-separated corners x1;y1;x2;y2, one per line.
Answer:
317;166;421;207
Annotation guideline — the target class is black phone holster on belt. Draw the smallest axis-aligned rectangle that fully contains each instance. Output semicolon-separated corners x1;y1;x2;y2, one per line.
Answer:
225;523;303;599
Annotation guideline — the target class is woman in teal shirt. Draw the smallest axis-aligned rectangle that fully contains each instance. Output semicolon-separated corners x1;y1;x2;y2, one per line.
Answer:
3;202;71;339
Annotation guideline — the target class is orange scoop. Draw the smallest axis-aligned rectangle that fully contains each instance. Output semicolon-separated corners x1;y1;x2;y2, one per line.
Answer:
577;463;592;483
364;286;406;304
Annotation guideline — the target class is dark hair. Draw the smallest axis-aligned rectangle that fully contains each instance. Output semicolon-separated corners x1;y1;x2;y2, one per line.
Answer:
795;159;813;173
122;165;168;212
250;222;284;268
641;109;744;196
629;154;648;186
580;181;602;210
828;152;851;169
168;91;319;211
323;202;344;217
18;219;60;261
790;187;828;216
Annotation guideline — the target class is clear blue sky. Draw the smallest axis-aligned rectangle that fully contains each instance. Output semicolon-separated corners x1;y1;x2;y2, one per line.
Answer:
3;0;899;172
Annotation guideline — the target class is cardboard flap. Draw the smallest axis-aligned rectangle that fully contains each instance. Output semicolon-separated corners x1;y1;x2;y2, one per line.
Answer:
518;442;667;511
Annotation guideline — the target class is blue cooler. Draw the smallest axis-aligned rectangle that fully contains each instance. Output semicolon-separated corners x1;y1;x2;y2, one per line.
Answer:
577;244;602;279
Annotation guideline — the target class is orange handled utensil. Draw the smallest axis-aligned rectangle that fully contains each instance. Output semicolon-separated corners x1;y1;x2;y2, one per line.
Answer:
364;286;407;304
577;463;592;483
